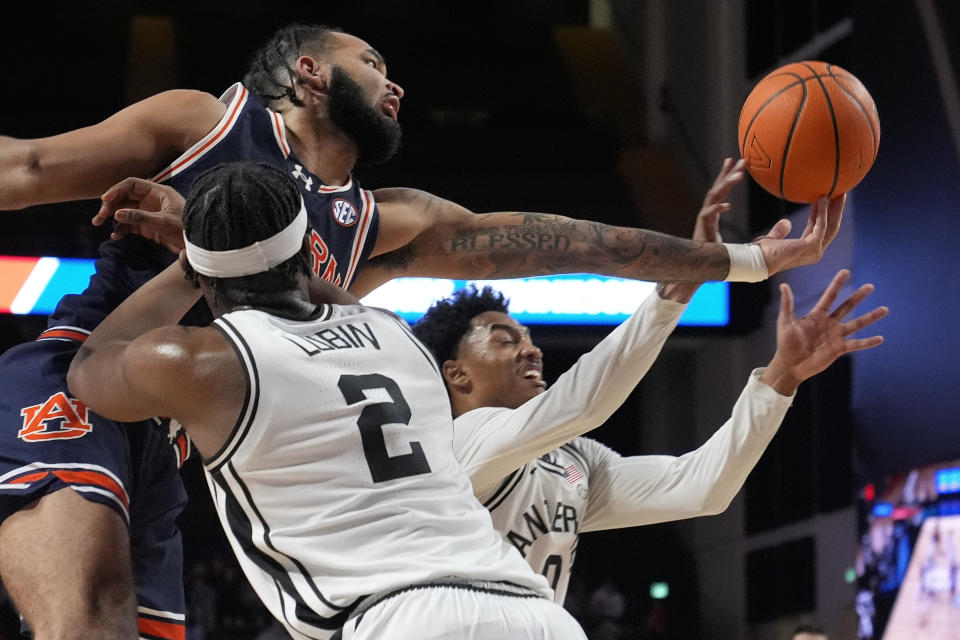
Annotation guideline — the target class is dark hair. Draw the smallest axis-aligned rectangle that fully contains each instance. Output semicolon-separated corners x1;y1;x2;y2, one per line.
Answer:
412;286;510;364
182;162;311;304
243;23;344;108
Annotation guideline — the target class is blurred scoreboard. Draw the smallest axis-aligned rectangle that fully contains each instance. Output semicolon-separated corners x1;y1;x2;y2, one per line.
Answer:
0;256;729;326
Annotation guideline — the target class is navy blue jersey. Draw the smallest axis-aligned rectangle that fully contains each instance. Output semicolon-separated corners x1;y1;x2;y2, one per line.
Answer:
48;83;380;332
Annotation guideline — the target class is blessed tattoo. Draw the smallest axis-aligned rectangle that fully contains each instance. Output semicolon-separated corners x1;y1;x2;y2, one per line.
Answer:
451;226;572;253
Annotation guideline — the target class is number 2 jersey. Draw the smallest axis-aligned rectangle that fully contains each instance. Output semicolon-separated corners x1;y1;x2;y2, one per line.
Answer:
205;304;551;640
47;82;377;333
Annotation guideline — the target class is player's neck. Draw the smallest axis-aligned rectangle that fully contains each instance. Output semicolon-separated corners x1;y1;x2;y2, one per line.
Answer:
283;109;358;187
207;277;318;321
218;293;318;321
449;394;472;419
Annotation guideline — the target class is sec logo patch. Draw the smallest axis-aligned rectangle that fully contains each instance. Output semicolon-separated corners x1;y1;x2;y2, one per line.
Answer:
331;199;358;227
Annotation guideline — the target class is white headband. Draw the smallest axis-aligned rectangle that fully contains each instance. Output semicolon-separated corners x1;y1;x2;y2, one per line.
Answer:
184;198;308;278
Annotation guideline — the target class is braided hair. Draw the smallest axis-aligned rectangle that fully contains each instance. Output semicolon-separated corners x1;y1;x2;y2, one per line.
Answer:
243;23;343;109
182;162;311;305
412;286;511;365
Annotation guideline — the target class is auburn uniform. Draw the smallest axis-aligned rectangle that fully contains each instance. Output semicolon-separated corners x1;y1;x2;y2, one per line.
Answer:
451;294;795;603
0;83;379;638
205;304;584;640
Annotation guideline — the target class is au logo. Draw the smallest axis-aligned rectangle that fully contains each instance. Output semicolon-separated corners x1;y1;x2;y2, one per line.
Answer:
331;198;359;227
19;392;93;442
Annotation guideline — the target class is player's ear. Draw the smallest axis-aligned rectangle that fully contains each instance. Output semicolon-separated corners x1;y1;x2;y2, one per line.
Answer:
442;360;470;393
295;56;330;96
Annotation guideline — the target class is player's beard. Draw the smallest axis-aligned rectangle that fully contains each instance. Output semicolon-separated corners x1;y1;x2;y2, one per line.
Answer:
327;65;402;166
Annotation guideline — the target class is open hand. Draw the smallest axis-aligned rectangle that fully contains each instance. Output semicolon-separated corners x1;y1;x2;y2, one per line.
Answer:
94;177;186;254
762;269;888;394
755;194;845;276
659;157;746;302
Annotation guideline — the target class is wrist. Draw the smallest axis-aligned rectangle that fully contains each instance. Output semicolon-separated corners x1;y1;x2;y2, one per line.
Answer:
724;243;768;282
759;357;803;396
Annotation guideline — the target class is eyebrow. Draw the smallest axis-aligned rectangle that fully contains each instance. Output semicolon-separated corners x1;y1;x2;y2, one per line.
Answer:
489;323;530;340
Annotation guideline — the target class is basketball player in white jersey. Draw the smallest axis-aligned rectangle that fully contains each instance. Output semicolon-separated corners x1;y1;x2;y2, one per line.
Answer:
412;166;888;604
66;162;588;640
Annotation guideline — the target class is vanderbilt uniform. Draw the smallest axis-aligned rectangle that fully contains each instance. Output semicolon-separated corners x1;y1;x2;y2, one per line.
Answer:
452;294;795;603
206;304;585;640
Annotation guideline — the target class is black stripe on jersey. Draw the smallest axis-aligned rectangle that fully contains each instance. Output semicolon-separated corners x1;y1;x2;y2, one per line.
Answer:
206;318;259;473
484;465;527;512
533;453;567;476
560;441;589;471
535;457;567;477
212;462;360;632
377;309;442;377
482;467;520;508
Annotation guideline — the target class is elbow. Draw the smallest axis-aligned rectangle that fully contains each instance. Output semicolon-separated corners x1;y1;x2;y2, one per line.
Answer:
699;494;734;516
65;347;91;399
0;139;43;210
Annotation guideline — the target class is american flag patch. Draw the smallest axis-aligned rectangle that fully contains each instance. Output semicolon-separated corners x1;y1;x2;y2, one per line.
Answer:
565;464;583;484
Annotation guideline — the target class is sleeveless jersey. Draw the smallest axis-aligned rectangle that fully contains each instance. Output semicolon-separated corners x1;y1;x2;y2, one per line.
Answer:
47;83;378;332
206;305;550;640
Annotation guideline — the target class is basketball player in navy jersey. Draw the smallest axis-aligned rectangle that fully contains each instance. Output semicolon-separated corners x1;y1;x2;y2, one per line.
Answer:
0;23;844;638
67;162;588;640
412;166;887;603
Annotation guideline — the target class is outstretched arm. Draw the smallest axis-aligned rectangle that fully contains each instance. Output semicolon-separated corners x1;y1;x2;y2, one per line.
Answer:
580;269;888;531
0;90;224;210
453;159;748;493
352;177;843;295
454;290;689;494
657;157;747;303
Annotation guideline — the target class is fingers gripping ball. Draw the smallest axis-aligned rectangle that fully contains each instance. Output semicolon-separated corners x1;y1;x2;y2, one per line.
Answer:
738;61;880;203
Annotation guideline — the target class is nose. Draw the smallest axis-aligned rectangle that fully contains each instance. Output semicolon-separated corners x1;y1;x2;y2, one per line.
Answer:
519;342;542;361
387;80;404;99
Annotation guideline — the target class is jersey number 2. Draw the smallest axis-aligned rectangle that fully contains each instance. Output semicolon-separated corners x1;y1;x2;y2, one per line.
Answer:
338;374;432;483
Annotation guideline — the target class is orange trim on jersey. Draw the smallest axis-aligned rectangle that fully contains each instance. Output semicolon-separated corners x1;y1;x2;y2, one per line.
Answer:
153;86;248;183
315;175;354;193
176;433;188;466
8;471;49;484
0;257;39;311
344;189;374;286
270;111;290;157
37;328;89;342
52;470;129;510
138;616;186;640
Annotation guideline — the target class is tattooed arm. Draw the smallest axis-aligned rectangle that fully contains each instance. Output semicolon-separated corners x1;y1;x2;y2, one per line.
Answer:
351;185;843;296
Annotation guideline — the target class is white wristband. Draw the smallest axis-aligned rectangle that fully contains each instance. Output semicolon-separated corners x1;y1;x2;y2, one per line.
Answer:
723;243;768;282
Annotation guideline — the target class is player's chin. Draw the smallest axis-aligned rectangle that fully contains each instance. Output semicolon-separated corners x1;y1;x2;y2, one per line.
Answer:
521;380;547;399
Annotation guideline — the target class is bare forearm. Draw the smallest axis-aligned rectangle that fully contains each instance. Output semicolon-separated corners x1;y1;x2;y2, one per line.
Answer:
374;211;731;283
0;136;42;210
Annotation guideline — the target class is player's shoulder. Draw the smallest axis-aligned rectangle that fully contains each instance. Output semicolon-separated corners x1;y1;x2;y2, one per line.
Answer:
559;436;618;467
133;88;225;114
369;186;427;203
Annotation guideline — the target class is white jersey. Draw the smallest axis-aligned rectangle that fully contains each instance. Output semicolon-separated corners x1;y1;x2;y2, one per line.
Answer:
452;294;795;603
205;304;550;640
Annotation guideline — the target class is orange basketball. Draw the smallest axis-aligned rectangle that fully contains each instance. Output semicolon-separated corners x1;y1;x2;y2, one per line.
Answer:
738;61;880;203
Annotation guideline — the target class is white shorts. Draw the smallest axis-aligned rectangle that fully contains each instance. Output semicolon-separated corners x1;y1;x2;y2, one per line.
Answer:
336;580;586;640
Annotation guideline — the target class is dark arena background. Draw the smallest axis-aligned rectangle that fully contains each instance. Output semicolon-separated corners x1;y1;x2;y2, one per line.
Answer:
1;1;959;638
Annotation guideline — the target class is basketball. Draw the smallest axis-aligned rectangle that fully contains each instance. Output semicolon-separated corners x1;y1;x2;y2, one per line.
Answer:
738;61;880;203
